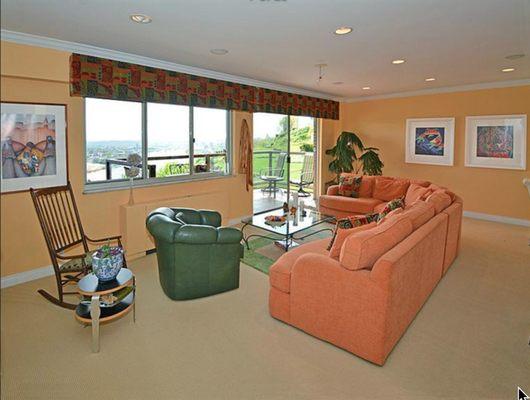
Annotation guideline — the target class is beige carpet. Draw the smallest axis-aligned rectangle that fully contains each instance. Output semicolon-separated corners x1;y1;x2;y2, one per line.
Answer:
1;218;529;400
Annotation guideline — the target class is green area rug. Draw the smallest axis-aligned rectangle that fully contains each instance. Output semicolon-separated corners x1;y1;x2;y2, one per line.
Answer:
241;229;332;275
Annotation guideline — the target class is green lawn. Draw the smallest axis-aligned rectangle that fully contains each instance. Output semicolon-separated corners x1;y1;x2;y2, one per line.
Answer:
253;151;311;192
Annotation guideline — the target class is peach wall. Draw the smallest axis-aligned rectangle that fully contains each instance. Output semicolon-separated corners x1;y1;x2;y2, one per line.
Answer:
337;86;530;220
0;42;253;276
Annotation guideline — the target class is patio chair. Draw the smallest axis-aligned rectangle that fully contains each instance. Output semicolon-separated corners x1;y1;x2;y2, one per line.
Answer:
290;153;314;197
30;182;127;309
259;152;287;197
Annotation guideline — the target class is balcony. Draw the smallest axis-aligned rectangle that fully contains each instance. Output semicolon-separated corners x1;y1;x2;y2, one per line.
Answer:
93;150;315;214
253;150;316;214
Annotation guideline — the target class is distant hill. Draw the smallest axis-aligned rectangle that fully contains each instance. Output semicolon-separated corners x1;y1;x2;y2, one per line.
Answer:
87;140;140;148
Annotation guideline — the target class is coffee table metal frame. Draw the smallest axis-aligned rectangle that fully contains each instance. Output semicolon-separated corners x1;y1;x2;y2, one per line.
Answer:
241;208;335;251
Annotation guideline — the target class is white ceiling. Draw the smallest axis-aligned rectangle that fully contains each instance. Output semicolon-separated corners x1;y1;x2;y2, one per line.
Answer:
1;0;530;100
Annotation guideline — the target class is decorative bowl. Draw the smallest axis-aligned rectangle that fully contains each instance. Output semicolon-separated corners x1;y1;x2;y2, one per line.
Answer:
92;246;124;281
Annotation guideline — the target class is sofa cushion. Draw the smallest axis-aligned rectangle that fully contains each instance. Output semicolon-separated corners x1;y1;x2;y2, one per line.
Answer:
409;179;431;187
373;202;387;214
428;184;456;202
402;200;436;229
328;214;377;250
405;184;432;206
339;215;413;271
373;177;410;201
269;238;330;293
329;220;377;259
426;190;452;214
319;195;383;214
376;207;403;225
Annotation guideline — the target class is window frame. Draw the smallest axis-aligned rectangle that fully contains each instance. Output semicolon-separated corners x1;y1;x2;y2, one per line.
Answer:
83;99;233;193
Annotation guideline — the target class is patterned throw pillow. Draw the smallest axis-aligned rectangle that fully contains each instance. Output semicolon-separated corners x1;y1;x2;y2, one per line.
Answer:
376;207;403;225
327;212;378;250
376;197;405;222
338;176;362;197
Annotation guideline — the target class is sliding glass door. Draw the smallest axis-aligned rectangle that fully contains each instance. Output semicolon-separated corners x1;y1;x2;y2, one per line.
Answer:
252;113;317;214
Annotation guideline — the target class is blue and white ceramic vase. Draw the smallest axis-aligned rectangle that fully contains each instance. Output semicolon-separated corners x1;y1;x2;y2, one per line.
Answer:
92;246;124;281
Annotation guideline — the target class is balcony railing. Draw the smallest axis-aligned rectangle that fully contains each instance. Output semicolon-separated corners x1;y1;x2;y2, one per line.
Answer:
100;150;312;193
103;153;227;180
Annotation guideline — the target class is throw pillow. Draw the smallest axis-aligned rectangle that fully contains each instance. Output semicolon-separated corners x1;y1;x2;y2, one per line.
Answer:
425;189;452;213
376;207;403;225
338;175;362;197
404;183;432;206
327;213;378;251
372;177;410;201
329;222;376;259
376;197;405;222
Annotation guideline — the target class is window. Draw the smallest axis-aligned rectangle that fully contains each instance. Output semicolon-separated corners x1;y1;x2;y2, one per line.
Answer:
85;98;231;190
147;103;190;178
86;99;142;182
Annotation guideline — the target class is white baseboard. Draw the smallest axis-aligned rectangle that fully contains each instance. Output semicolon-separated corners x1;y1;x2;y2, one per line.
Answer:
463;211;530;227
1;265;54;289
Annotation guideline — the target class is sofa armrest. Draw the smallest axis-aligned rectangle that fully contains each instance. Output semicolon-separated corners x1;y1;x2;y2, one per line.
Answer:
291;253;382;304
327;185;340;195
289;253;388;362
146;214;182;243
217;227;243;244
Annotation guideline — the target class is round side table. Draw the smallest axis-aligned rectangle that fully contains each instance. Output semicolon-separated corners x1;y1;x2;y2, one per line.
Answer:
75;269;136;353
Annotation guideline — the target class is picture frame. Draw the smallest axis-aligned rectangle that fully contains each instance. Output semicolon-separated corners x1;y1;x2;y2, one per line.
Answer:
465;114;526;170
405;117;455;166
1;102;68;194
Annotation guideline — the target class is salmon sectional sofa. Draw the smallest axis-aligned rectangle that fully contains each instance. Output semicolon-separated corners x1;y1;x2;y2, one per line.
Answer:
268;175;463;365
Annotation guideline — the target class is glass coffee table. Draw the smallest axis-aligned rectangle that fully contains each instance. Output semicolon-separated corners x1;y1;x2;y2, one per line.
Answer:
241;208;335;251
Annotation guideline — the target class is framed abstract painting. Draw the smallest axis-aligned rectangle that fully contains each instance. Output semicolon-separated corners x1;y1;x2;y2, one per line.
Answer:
1;102;68;193
465;115;526;170
405;117;455;166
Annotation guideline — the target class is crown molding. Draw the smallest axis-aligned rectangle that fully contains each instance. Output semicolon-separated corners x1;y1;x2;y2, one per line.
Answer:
0;29;341;101
344;79;530;102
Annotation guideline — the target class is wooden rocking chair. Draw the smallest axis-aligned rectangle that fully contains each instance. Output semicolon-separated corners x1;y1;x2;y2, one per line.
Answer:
30;182;127;309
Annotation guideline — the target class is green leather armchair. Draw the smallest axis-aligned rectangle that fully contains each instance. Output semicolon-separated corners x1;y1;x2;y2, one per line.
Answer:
146;207;243;300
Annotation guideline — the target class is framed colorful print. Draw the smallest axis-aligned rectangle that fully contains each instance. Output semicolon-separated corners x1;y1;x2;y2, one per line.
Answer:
465;114;526;170
405;117;455;166
1;102;68;193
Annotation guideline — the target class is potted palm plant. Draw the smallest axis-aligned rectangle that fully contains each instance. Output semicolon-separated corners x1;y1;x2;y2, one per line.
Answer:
325;131;384;186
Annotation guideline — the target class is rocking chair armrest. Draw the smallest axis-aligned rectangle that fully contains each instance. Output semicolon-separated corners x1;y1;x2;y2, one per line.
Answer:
85;234;122;244
56;252;89;261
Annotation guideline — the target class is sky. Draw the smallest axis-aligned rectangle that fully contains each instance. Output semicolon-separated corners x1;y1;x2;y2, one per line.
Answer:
85;98;313;143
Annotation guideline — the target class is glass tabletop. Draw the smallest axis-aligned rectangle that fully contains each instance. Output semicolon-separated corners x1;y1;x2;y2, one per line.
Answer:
242;208;334;236
78;268;134;295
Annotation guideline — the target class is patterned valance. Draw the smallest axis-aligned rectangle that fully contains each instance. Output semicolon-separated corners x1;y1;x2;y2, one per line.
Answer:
69;54;339;120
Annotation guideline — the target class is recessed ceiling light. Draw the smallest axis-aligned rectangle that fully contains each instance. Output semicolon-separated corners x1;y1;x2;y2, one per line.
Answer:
332;81;344;85
362;86;371;90
334;27;353;35
501;67;515;72
505;54;525;60
210;49;229;55
130;14;152;24
425;77;436;82
392;59;406;64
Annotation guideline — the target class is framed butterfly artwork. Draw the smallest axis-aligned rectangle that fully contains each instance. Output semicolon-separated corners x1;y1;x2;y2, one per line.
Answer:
1;102;68;193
